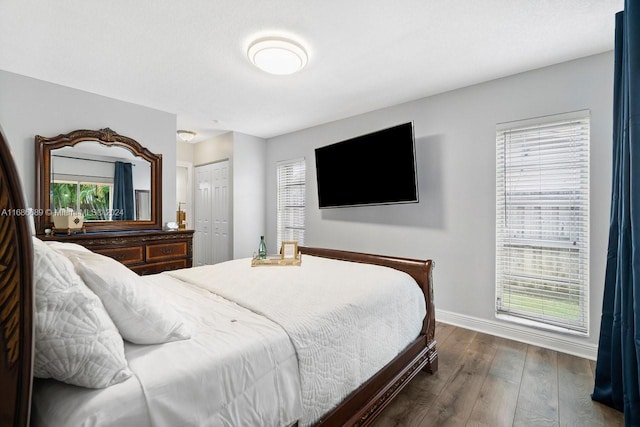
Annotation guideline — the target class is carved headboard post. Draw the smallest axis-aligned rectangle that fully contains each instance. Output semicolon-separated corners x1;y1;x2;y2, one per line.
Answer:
0;127;34;426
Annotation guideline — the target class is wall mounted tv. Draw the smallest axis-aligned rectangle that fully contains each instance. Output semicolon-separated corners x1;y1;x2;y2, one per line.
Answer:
315;122;418;209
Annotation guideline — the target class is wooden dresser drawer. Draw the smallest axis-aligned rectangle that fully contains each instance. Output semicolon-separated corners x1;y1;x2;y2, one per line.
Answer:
41;229;194;275
94;246;144;265
146;242;188;262
130;259;187;276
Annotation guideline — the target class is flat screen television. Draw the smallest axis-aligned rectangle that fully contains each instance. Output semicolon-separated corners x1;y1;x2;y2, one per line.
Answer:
315;122;418;208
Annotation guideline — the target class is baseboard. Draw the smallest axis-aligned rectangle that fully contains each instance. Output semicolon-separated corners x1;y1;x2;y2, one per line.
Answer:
436;309;598;360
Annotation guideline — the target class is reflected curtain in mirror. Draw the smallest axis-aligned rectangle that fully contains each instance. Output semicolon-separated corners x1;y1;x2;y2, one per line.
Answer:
113;161;134;220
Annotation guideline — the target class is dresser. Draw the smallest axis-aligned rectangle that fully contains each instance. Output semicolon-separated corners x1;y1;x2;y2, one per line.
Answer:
41;229;194;275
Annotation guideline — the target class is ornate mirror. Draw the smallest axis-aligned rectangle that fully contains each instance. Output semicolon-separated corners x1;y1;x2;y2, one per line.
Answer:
36;128;162;233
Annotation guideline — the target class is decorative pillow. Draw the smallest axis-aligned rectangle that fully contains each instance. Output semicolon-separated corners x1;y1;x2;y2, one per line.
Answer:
32;237;132;388
67;251;191;344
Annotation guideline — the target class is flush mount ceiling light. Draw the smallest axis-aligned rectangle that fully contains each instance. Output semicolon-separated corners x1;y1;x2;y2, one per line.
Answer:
247;37;308;75
176;130;197;143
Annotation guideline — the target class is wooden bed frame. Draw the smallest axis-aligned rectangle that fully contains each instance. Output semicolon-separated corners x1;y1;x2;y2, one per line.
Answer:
0;128;437;426
300;247;437;426
0;127;34;427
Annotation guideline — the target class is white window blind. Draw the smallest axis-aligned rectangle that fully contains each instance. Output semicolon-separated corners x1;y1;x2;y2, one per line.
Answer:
496;112;590;334
277;158;306;250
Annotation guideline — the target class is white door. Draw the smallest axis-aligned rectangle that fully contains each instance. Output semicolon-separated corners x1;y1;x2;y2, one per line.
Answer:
194;165;212;266
212;161;231;263
194;160;231;265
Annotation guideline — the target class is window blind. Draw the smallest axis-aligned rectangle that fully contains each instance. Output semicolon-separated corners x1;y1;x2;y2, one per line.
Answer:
277;158;306;249
496;112;590;334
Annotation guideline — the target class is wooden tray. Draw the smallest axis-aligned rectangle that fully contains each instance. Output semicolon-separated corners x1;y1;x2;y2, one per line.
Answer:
251;254;302;267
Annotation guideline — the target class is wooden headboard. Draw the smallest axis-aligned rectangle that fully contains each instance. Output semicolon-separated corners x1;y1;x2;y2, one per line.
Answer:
0;127;34;427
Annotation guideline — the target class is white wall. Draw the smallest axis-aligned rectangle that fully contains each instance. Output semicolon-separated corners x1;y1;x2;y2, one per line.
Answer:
131;161;151;192
0;70;177;224
51;155;115;182
266;52;614;358
232;132;266;258
193;132;234;165
176;140;195;164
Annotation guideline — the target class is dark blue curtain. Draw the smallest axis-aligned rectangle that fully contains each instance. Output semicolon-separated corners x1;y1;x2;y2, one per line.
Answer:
113;161;134;220
592;4;640;426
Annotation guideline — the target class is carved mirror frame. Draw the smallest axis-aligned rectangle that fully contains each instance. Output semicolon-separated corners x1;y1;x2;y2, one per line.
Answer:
35;128;162;233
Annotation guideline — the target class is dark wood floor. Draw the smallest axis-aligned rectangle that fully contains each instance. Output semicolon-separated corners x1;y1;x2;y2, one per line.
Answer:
374;323;624;427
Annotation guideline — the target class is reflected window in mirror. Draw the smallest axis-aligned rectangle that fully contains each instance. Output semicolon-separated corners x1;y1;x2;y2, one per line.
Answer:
51;181;113;220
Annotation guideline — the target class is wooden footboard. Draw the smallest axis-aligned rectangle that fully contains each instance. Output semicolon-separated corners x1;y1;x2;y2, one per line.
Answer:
299;247;437;426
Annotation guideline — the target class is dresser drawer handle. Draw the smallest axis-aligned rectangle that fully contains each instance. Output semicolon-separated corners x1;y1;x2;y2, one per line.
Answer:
113;254;127;260
159;247;175;255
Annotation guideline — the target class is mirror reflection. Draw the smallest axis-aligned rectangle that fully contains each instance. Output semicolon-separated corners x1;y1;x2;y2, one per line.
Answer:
50;142;151;222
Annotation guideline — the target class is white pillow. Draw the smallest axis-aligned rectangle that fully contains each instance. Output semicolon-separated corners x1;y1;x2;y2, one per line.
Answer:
68;251;191;344
32;237;132;388
44;240;91;255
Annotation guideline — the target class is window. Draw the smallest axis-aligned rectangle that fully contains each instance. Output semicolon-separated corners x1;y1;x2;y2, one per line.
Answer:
496;111;589;334
277;158;306;249
51;180;114;220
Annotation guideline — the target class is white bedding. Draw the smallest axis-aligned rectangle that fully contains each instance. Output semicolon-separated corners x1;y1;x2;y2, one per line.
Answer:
33;253;426;426
168;255;426;426
32;274;302;427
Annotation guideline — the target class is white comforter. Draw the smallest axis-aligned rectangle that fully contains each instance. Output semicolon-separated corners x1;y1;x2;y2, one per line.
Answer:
32;274;302;427
167;255;426;426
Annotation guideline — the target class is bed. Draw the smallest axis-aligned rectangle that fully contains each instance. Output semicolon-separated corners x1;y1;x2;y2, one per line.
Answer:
0;127;437;427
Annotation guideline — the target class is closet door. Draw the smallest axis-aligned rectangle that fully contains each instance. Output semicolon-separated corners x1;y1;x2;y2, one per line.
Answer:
211;160;230;264
194;164;212;266
194;160;231;265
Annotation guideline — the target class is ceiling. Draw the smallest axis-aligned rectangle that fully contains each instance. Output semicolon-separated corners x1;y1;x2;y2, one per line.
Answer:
0;0;623;143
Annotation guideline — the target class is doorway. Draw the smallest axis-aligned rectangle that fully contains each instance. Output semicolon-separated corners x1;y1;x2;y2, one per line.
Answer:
176;161;192;229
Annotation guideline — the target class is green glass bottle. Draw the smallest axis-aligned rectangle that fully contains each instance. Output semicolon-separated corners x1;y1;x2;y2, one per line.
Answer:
258;236;267;259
